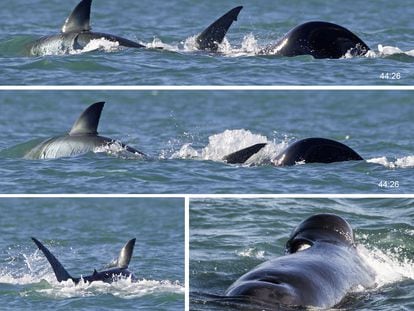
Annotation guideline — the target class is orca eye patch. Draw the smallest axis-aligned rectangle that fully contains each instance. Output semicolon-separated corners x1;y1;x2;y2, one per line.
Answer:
286;239;313;254
296;243;311;252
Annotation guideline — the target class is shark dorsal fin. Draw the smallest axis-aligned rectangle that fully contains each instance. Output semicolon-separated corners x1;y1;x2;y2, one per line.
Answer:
69;102;105;136
31;237;73;282
116;238;136;269
61;0;92;33
93;269;98;276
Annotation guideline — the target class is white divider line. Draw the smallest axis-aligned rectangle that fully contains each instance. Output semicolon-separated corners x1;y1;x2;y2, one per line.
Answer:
185;195;190;311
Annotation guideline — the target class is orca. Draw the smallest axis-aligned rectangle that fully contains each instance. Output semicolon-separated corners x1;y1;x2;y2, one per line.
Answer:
32;237;137;284
28;0;242;56
195;6;243;51
225;214;376;308
223;137;363;166
24;102;145;160
260;21;370;59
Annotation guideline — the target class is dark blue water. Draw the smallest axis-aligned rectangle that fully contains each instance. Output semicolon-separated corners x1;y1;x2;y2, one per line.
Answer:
0;90;412;194
0;198;184;311
190;198;414;310
1;0;414;85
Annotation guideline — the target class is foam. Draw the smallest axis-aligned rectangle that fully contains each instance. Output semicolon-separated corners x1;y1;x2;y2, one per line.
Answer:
367;155;414;169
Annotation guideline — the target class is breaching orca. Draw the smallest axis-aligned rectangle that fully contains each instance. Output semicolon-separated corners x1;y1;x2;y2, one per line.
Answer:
32;237;137;284
225;214;375;308
260;21;370;59
223;137;363;165
24;102;145;159
28;0;243;55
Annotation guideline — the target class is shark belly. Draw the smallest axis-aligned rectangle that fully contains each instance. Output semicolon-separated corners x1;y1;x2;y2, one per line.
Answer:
29;33;79;56
24;135;108;159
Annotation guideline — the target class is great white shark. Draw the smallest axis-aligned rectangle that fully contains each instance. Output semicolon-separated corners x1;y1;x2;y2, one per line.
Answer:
24;102;144;160
223;137;363;166
225;214;376;308
28;0;243;56
32;237;137;284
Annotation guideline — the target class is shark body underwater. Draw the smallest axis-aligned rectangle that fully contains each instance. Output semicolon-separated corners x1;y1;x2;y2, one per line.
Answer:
225;214;375;308
32;238;137;284
223;137;363;166
24;102;144;160
27;0;243;56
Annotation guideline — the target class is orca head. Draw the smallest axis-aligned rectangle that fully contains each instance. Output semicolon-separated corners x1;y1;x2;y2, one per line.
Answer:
273;137;363;166
285;214;355;254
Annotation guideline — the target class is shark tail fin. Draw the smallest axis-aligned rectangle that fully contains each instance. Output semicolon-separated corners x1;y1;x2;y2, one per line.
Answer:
62;0;92;33
31;237;73;282
115;238;136;269
196;6;243;51
223;143;267;164
69;102;105;136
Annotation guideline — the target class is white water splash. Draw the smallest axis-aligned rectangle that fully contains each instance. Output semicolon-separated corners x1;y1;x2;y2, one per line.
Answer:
182;35;199;52
70;38;121;55
32;38;123;56
0;250;55;285
181;34;259;56
145;37;178;51
1;249;184;299
33;278;184;299
357;244;414;289
345;44;414;58
236;247;265;259
367;155;414;169
171;129;289;165
94;141;145;160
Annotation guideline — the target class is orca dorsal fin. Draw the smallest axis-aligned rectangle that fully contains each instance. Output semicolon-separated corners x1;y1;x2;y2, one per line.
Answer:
69;102;105;136
115;238;136;269
93;269;98;276
223;143;267;164
31;237;73;282
62;0;92;33
196;6;243;51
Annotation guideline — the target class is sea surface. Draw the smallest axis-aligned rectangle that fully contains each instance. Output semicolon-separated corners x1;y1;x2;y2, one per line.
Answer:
190;198;414;310
0;0;414;85
0;198;184;311
0;90;413;194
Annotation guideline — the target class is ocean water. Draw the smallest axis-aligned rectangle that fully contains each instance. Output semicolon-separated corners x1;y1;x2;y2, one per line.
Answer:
190;198;414;310
0;0;414;85
0;90;413;194
0;198;184;311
